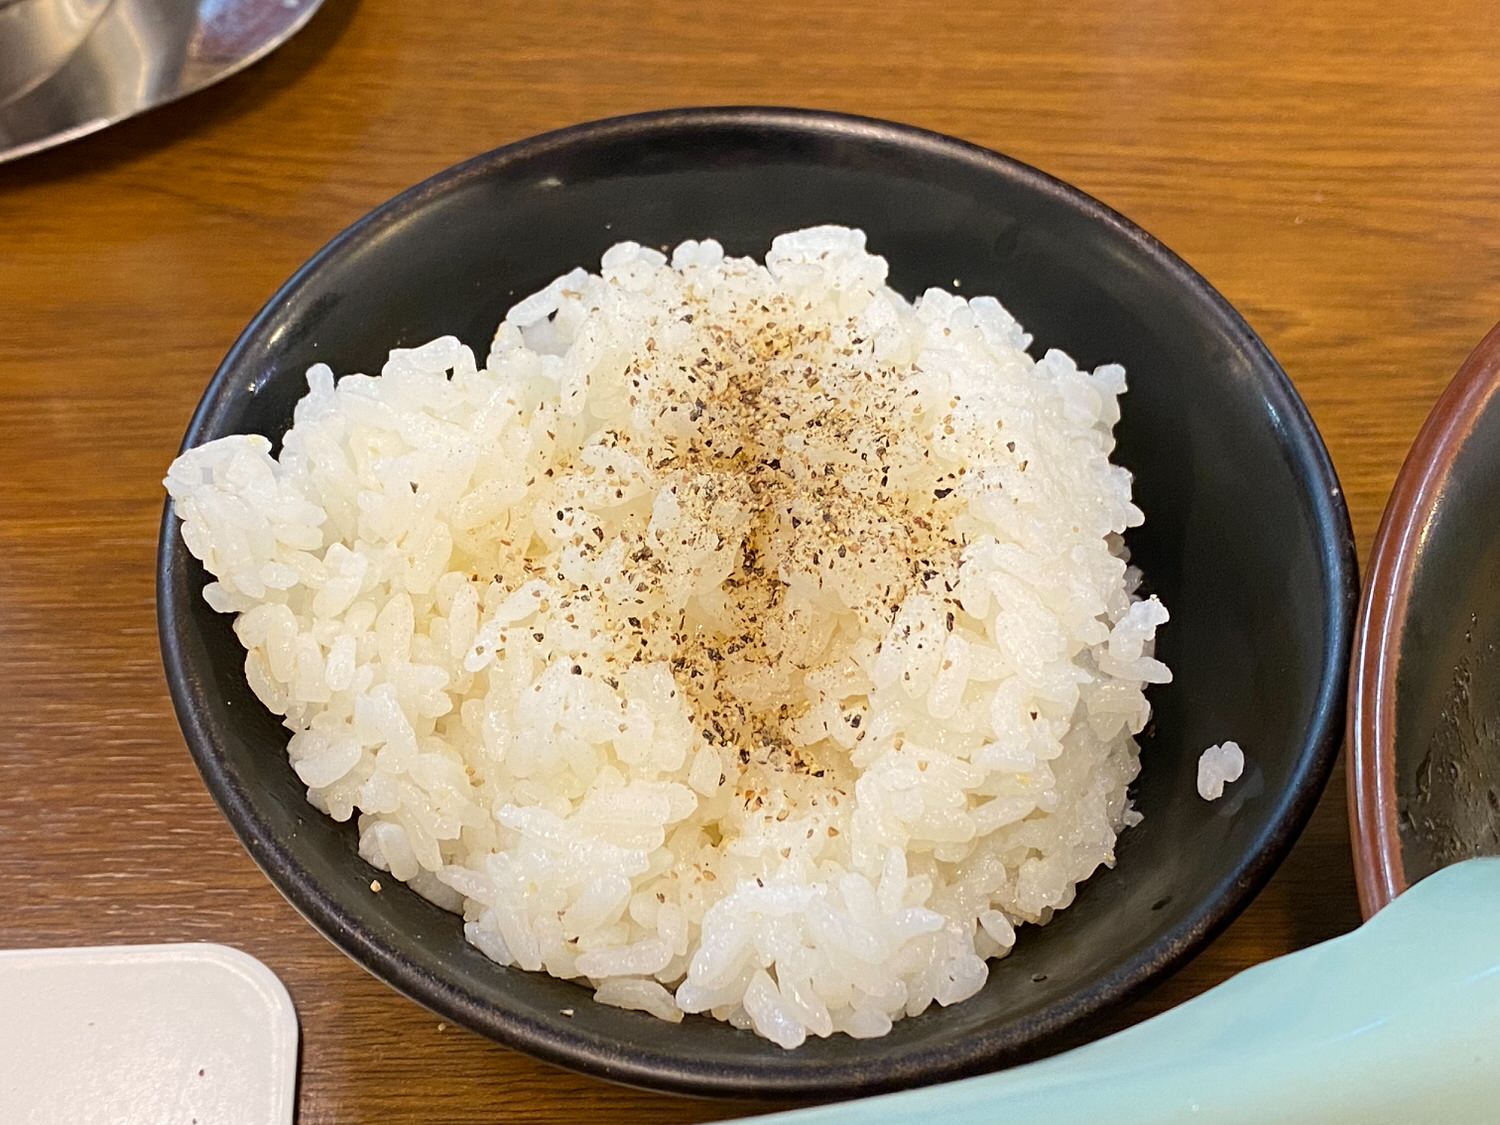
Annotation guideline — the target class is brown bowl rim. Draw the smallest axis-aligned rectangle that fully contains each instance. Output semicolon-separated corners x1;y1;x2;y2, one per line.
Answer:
1348;320;1500;917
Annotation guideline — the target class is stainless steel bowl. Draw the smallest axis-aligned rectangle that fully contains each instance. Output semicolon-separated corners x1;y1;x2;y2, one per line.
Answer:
0;0;113;106
0;0;327;164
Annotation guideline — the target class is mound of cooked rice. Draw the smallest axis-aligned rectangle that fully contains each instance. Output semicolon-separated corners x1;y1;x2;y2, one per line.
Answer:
166;226;1170;1047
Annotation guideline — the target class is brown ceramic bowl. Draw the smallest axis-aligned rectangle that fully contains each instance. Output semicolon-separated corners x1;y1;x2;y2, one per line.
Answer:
1350;321;1500;917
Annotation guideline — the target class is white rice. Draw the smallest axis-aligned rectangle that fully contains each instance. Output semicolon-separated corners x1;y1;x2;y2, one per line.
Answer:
165;226;1171;1048
1197;741;1245;801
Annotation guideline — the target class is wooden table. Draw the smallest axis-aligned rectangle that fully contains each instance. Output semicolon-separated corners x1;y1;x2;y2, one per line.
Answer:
3;1;1495;1119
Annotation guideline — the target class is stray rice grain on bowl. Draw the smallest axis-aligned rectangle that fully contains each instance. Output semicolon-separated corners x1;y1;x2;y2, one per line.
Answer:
164;226;1172;1047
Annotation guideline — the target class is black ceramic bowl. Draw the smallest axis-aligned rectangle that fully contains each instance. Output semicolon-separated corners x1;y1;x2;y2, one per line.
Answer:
158;107;1357;1099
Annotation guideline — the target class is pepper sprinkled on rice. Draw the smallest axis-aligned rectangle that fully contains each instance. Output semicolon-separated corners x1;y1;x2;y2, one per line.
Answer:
165;226;1170;1047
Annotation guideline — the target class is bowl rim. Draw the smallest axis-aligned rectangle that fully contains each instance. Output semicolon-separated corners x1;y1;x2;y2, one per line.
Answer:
1347;320;1500;918
158;105;1359;1097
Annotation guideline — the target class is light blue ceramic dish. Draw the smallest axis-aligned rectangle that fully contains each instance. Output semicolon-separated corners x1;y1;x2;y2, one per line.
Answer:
741;857;1500;1124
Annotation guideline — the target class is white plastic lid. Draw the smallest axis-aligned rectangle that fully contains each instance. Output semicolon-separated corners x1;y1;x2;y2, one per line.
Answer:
0;943;298;1124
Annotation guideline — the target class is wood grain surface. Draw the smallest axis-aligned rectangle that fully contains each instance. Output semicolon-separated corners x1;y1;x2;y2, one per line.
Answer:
4;1;1499;1120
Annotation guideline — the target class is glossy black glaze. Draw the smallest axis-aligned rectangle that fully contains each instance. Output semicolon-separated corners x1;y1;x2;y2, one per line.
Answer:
158;107;1357;1098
